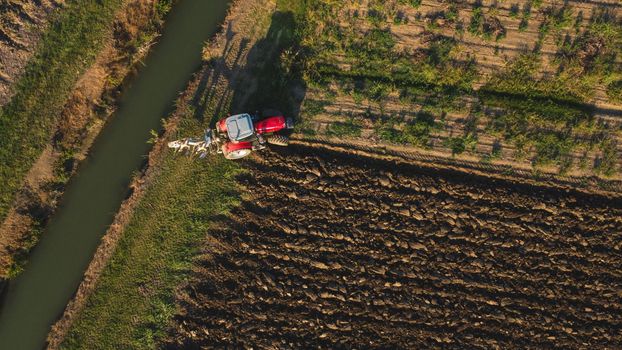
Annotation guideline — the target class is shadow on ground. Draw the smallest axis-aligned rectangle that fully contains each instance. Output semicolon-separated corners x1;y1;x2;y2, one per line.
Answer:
189;10;306;128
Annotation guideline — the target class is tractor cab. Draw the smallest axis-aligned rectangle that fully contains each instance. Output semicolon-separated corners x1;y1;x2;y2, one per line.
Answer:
202;111;293;159
222;113;256;142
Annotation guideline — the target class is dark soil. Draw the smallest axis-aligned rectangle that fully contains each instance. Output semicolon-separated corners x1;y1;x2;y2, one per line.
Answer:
165;144;622;349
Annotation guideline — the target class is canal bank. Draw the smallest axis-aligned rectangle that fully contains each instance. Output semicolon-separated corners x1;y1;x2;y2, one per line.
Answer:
0;0;162;282
0;1;230;349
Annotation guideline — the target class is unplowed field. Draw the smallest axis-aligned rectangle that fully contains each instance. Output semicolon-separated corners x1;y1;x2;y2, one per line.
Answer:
299;0;622;180
166;144;622;349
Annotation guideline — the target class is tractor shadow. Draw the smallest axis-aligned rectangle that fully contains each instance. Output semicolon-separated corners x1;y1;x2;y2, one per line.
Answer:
189;10;307;129
190;20;248;123
229;10;307;123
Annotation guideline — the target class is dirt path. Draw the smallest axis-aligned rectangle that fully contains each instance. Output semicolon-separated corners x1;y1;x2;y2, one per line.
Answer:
166;143;622;349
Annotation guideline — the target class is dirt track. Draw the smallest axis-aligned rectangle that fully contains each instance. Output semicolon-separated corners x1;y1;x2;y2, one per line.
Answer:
164;144;622;349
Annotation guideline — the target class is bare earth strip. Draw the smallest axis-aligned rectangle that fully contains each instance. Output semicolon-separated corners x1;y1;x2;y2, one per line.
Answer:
292;135;622;196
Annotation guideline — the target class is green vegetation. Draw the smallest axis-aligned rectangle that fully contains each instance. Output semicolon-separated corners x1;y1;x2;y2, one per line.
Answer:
608;80;622;103
480;53;589;167
0;0;124;226
292;1;621;175
509;4;520;19
446;5;459;23
595;138;620;177
518;3;531;32
393;11;408;25
468;6;484;36
574;11;584;33
445;136;467;155
303;99;328;116
367;6;387;26
519;18;529;32
155;0;174;18
62;148;242;349
326;117;362;138
553;9;621;100
479;6;622;173
399;0;422;8
376;111;438;147
536;5;574;48
294;0;477;148
468;4;506;41
481;54;587;121
533;132;574;166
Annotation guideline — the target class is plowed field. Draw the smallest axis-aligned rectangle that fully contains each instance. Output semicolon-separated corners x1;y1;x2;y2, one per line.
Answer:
166;144;622;349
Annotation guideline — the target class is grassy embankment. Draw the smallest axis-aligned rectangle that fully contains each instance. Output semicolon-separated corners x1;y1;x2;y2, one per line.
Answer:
0;0;125;278
1;0;177;278
0;0;124;224
294;1;622;176
62;151;242;348
61;0;307;347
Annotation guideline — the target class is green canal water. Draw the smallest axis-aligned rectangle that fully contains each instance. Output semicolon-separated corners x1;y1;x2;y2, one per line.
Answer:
0;1;229;348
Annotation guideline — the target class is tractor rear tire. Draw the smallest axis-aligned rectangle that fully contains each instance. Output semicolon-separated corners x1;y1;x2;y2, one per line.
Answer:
267;135;289;146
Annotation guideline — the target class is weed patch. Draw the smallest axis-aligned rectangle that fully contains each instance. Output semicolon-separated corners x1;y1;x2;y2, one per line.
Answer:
326;117;362;138
377;111;437;147
594;138;620;177
608;80;622;103
399;0;421;9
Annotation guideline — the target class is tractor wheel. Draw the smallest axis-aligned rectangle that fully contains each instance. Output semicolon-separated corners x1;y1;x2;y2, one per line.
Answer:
266;135;289;146
223;148;252;159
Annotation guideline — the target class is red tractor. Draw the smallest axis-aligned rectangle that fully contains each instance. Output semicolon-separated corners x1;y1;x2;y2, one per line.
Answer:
168;112;294;159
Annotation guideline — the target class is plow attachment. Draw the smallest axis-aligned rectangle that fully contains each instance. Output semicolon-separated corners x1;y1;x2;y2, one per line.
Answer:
168;130;220;159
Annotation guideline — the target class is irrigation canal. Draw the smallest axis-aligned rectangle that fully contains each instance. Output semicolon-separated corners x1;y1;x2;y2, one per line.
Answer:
0;1;230;348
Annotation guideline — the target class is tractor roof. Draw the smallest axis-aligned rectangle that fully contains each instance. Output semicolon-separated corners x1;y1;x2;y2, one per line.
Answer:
226;113;254;141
